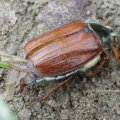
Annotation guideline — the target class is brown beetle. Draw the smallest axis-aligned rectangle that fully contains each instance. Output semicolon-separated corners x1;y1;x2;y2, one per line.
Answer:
7;20;119;100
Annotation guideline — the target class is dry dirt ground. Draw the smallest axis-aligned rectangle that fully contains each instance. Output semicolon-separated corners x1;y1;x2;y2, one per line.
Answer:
0;0;120;120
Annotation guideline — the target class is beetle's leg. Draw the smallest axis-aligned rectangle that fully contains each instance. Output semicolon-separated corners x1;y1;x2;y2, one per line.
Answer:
42;76;73;100
86;51;109;77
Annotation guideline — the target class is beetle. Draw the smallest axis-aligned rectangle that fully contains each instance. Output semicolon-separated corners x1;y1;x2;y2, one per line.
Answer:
6;20;119;100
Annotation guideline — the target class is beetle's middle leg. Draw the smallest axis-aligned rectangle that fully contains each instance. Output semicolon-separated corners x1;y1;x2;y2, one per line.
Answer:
42;76;74;100
86;51;109;77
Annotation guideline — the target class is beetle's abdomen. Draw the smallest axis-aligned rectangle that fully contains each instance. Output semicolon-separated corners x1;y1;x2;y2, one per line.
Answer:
23;21;102;77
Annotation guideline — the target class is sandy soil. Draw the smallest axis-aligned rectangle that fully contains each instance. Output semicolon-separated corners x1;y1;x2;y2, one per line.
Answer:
0;0;120;120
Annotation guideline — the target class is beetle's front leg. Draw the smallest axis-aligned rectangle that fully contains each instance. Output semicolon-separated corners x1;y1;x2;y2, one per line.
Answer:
86;51;109;77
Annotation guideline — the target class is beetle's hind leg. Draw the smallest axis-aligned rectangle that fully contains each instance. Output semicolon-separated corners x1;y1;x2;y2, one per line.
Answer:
42;76;74;100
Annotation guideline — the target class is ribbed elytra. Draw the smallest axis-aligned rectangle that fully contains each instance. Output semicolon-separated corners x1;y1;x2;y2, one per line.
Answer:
24;21;102;77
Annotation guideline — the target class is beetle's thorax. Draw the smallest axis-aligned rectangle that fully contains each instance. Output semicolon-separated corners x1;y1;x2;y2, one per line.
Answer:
87;23;116;49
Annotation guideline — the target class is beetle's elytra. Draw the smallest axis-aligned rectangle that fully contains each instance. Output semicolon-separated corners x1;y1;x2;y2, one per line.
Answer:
23;21;118;79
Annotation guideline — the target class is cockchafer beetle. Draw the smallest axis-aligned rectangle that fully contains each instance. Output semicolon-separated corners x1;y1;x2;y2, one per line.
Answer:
6;20;119;100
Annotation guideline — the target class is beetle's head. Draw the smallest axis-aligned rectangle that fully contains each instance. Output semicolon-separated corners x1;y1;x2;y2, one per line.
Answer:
88;23;120;61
